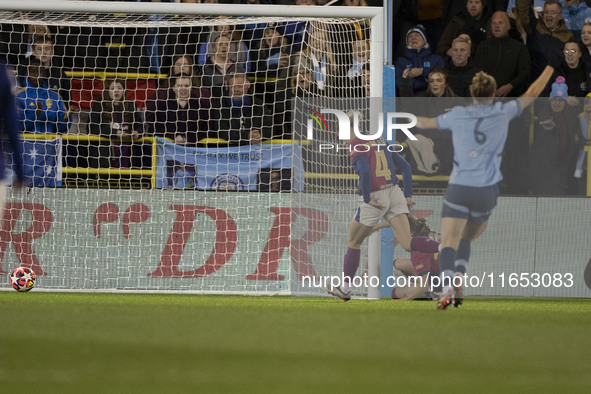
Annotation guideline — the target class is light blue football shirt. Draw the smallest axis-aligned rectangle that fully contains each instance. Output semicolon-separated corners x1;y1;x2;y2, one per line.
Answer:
436;100;522;187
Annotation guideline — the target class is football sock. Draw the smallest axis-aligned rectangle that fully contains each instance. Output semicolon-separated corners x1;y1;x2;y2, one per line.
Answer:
439;247;456;288
410;236;440;253
342;247;360;292
455;239;471;275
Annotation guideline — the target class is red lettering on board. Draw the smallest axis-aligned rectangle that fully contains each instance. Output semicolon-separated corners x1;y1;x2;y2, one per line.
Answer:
247;208;328;280
148;205;237;278
94;202;120;238
122;203;150;239
0;203;53;275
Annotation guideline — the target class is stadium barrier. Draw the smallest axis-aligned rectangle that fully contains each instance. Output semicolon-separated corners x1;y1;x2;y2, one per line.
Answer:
1;191;590;298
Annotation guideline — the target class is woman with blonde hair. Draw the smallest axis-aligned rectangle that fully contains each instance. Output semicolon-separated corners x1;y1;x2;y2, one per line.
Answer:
415;52;562;310
579;22;591;65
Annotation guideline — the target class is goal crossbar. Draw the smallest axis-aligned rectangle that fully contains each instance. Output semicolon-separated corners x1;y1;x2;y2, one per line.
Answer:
2;1;383;19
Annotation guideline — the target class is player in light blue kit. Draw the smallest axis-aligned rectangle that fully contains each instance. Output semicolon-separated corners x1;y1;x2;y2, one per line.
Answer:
415;51;562;309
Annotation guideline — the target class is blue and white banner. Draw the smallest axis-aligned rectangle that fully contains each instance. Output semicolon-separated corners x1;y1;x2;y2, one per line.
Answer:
155;137;304;191
6;137;62;187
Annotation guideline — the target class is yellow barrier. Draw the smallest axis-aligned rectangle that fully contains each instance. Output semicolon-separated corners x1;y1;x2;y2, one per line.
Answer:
64;71;167;79
304;173;450;182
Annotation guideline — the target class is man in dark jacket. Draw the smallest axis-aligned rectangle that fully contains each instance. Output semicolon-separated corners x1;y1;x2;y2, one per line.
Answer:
444;34;479;96
218;73;272;144
474;11;531;96
516;0;574;81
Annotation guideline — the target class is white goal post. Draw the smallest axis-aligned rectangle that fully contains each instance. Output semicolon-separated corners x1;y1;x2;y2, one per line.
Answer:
0;0;387;297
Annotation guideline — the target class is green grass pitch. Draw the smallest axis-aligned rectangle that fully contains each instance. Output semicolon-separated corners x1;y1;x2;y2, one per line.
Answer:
1;293;590;393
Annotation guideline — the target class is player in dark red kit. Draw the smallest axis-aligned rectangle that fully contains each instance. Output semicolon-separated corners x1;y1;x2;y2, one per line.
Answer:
391;215;441;300
327;134;440;301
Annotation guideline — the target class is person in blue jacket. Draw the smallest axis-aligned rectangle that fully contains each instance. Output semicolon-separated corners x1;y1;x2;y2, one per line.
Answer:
394;24;445;97
16;58;69;134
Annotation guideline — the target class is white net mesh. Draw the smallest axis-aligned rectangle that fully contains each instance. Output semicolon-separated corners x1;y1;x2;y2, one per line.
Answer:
0;5;374;294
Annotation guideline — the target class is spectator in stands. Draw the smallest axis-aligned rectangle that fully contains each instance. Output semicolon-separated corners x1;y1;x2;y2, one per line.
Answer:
276;0;316;54
528;76;580;194
11;24;52;87
399;67;455;175
171;55;196;79
332;0;371;74
562;0;591;38
145;74;212;145
157;54;201;93
289;68;319;97
234;0;274;51
253;23;291;78
88;78;144;169
30;35;71;107
444;34;479;96
258;168;288;192
253;23;292;139
474;11;531;96
393;0;446;55
579;21;591;64
552;40;591;96
269;169;282;192
266;67;318;141
528;105;564;195
360;62;370;97
16;59;69;134
516;0;574;81
347;39;370;80
201;33;247;97
248;126;262;145
294;27;337;95
23;25;51;60
394;24;445;97
197;20;250;73
436;0;492;58
399;66;456;98
447;0;507;26
573;93;590;193
218;73;271;144
332;38;370;98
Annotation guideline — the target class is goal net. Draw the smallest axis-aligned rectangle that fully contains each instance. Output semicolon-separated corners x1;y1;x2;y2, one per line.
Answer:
0;1;383;295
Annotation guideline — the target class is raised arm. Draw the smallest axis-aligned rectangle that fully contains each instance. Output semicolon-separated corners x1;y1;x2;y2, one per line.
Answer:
519;51;563;109
415;116;437;129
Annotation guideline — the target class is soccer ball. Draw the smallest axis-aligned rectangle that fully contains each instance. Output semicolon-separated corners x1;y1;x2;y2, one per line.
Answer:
9;267;36;292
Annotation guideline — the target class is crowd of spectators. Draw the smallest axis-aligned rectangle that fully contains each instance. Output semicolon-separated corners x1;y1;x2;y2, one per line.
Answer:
393;0;590;195
0;0;589;195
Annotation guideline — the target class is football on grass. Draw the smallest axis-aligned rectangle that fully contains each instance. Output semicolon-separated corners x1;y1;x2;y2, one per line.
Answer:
9;267;36;292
